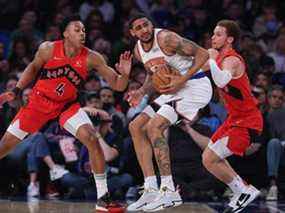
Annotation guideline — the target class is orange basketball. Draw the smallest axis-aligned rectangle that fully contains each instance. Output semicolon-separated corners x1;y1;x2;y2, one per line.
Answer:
152;64;181;93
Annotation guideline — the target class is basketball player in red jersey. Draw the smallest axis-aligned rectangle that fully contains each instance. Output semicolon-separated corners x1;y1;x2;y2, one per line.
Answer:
0;15;131;211
202;20;263;213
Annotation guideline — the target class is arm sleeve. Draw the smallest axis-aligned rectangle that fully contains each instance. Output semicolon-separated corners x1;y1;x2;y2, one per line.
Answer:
209;59;232;88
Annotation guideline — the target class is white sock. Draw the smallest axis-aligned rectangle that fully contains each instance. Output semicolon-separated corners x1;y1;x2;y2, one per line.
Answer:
161;175;175;191
144;176;158;190
93;172;108;199
228;176;248;194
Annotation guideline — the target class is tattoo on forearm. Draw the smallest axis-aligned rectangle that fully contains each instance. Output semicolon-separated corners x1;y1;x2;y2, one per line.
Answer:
176;38;198;56
153;137;171;176
164;33;198;56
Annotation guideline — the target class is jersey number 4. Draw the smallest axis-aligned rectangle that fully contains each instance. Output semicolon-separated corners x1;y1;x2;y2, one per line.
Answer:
55;83;65;96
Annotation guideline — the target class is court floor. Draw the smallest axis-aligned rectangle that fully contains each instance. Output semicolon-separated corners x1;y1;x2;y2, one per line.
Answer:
0;199;284;213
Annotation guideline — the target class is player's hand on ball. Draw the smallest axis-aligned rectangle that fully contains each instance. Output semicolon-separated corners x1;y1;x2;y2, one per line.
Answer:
208;48;219;60
126;89;144;107
115;51;133;76
159;74;187;94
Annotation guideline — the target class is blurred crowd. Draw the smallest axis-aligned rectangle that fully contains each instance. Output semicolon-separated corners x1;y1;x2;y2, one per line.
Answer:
0;0;285;203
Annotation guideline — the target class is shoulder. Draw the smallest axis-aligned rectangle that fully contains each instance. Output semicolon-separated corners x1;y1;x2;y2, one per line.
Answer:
36;41;54;61
222;55;245;77
222;55;242;67
157;29;181;47
86;48;107;69
38;41;54;53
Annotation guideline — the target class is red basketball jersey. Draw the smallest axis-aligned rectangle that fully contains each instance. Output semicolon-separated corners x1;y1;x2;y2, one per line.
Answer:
33;40;88;102
216;48;263;131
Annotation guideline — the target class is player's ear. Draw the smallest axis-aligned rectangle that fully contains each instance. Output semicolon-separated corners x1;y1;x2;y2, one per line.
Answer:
130;28;136;37
228;36;234;44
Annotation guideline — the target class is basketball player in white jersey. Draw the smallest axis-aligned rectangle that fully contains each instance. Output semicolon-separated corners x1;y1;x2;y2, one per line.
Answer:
127;14;212;212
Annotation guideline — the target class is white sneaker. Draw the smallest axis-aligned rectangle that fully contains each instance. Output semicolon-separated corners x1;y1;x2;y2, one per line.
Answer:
127;187;160;211
49;165;69;181
27;182;39;197
266;185;278;201
224;185;260;213
143;187;182;212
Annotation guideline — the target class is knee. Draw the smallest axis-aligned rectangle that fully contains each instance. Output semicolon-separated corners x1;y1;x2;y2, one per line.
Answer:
202;149;214;170
78;129;100;149
129;119;140;135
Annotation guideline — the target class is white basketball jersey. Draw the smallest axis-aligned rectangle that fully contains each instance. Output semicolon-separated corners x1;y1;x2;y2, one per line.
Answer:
137;28;194;75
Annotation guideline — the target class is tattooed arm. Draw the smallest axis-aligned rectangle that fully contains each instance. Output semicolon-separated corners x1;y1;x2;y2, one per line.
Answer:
158;31;209;93
162;31;209;80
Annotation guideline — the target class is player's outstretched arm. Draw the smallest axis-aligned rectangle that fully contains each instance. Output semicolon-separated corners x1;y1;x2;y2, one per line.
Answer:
16;41;53;90
88;50;132;91
162;31;209;79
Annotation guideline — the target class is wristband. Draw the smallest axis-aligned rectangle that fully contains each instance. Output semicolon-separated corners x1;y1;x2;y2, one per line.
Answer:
12;87;22;97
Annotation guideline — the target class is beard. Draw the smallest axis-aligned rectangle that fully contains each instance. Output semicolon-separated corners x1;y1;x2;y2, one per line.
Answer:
138;31;154;44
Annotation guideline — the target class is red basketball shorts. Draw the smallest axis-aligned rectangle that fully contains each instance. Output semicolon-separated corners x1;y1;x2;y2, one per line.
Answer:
208;121;261;158
7;90;92;140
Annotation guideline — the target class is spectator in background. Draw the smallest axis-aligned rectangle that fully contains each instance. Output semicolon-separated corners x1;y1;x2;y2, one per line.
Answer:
79;0;115;23
268;35;285;73
266;85;285;200
252;85;268;114
44;25;61;41
253;3;282;38
26;125;70;198
10;17;43;50
83;74;102;94
85;10;105;45
150;0;176;28
99;87;126;127
197;105;221;134
8;37;32;74
0;42;10;90
92;37;112;63
85;92;103;110
253;72;272;90
267;85;284;113
2;76;21;128
111;21;134;65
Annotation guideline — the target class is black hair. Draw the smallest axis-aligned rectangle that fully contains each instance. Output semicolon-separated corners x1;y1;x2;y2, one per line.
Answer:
86;92;100;101
86;74;100;82
128;13;149;29
60;14;82;36
99;86;113;95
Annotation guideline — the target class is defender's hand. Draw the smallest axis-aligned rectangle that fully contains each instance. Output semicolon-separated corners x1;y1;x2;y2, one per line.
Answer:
115;51;133;76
